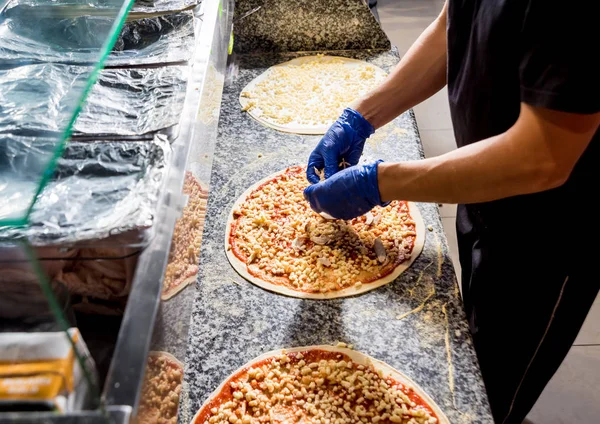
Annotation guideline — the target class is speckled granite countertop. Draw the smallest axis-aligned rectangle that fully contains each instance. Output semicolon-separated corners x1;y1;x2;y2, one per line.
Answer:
233;0;390;53
180;49;493;423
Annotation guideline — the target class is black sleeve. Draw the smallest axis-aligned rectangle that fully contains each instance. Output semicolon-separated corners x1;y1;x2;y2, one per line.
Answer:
519;1;600;114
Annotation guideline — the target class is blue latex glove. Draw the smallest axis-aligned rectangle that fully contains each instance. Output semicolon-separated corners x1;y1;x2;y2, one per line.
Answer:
306;108;375;184
303;160;390;220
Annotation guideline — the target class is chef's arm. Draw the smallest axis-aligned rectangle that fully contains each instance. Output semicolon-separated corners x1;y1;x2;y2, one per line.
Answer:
352;2;448;130
378;103;600;203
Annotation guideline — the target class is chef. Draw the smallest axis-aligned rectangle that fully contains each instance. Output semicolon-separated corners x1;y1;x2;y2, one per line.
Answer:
303;1;599;423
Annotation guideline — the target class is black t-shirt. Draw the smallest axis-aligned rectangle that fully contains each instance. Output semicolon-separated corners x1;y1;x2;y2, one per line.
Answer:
447;0;600;256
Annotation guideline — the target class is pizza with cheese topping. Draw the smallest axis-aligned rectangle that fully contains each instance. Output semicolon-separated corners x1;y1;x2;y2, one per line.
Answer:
162;172;208;300
138;351;184;424
239;55;388;134
225;167;425;299
192;346;448;424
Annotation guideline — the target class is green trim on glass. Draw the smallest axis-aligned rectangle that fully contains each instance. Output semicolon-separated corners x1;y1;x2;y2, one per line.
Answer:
219;0;223;19
24;243;102;410
0;217;28;227
228;31;234;55
21;0;136;226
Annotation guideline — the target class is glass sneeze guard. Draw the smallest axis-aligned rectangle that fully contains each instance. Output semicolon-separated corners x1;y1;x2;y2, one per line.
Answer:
0;0;135;227
0;0;133;419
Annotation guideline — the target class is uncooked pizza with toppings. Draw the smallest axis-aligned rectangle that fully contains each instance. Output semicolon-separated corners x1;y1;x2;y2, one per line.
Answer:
225;166;425;299
239;55;388;134
192;346;448;424
162;172;209;300
138;351;184;424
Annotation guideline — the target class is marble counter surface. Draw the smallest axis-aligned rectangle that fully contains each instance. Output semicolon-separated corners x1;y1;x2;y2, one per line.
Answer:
233;0;390;53
180;49;493;423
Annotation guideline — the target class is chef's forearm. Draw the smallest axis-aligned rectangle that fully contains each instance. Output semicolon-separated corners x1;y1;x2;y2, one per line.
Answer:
377;103;599;204
353;2;448;130
377;133;559;204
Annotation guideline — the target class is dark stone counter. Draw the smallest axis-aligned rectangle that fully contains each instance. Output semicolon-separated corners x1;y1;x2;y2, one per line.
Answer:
180;49;493;424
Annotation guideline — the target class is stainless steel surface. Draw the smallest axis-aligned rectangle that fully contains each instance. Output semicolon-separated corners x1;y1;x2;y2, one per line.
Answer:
101;0;232;415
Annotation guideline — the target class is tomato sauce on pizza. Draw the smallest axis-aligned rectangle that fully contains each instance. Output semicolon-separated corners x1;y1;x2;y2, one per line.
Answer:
193;348;440;424
227;167;419;295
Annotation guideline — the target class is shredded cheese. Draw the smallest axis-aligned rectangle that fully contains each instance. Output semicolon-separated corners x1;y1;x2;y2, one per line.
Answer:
138;353;183;424
199;351;438;424
241;56;387;127
230;167;417;294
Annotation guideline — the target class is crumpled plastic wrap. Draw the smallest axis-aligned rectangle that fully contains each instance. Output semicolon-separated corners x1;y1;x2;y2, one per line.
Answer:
0;135;171;245
0;64;90;135
75;65;189;136
3;0;202;15
0;134;67;222
109;11;195;65
132;0;201;14
0;9;195;66
0;64;189;137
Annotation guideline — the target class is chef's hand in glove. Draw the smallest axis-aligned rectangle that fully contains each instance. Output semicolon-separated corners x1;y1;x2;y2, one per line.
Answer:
306;108;375;184
303;160;390;220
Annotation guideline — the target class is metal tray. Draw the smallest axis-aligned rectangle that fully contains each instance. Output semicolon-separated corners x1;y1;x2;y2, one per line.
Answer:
0;136;171;246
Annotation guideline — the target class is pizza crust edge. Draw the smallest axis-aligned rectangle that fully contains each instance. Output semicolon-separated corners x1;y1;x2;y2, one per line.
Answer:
137;351;184;424
191;345;449;424
224;167;426;299
239;55;388;135
161;173;207;301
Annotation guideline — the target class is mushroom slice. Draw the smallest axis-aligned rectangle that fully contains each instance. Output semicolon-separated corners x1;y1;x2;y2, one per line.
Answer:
372;214;382;225
318;257;331;267
292;237;305;251
395;240;407;262
310;234;331;245
364;212;374;226
305;221;313;234
320;212;336;220
374;238;387;263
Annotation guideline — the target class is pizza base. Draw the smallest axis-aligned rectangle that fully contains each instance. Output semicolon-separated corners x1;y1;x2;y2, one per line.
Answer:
161;173;208;301
138;351;184;424
239;56;388;135
161;273;198;301
192;345;448;424
147;350;184;369
225;169;425;299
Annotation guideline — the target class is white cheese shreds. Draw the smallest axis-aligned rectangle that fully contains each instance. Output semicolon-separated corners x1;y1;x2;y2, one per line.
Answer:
229;167;417;294
241;56;387;127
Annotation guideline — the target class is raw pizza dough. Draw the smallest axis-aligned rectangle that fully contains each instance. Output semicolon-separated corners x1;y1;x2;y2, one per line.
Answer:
239;55;388;134
162;172;208;300
225;167;425;299
192;345;449;424
138;351;184;424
